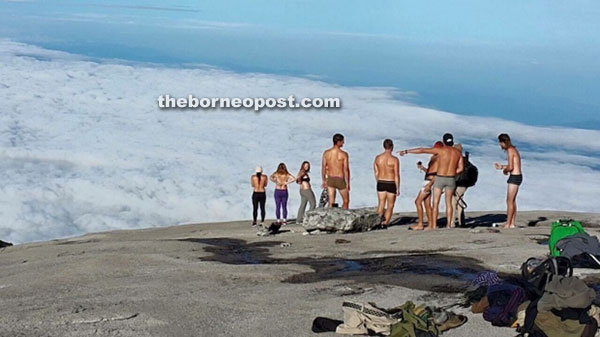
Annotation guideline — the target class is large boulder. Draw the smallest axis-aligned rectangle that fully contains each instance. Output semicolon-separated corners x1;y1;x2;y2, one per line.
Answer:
302;207;382;233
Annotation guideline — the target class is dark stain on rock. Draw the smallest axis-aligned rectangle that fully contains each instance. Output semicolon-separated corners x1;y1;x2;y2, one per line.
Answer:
189;237;487;293
180;238;283;265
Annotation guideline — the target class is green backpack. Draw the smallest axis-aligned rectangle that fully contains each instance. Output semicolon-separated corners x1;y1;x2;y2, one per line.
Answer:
549;219;586;257
389;302;439;337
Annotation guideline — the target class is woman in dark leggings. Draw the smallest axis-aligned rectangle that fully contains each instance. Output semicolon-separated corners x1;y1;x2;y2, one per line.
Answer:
270;163;295;225
251;166;268;227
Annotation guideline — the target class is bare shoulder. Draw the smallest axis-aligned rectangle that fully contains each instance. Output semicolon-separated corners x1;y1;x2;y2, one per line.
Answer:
341;149;349;158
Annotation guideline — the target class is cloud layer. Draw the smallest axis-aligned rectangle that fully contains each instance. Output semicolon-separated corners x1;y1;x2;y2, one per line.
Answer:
1;40;599;243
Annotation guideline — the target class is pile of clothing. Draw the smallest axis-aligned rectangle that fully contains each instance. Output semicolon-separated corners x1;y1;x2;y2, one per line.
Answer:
465;262;600;337
466;271;527;327
312;300;467;336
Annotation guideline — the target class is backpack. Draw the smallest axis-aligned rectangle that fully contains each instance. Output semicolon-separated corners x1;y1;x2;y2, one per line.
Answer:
455;152;478;188
549;220;587;257
521;256;573;296
318;189;329;208
389;302;440;337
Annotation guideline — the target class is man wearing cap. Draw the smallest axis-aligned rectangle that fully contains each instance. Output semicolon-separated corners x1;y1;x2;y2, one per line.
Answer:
399;133;464;230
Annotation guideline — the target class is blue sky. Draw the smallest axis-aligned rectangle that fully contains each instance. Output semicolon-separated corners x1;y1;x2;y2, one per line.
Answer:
1;0;599;128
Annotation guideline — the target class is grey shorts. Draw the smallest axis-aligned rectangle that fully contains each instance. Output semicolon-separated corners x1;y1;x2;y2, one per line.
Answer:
433;175;456;191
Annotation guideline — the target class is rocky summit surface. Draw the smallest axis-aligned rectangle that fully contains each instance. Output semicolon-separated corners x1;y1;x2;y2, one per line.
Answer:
1;210;600;337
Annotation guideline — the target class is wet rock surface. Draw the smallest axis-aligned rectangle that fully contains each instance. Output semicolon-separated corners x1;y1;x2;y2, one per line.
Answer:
194;237;486;293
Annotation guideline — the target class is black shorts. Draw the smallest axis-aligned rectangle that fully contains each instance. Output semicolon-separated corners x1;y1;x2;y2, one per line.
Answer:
507;174;523;186
377;180;396;194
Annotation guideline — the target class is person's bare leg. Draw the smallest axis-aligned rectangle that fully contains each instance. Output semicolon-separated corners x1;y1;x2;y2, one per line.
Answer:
340;188;350;209
384;193;396;226
451;191;459;226
512;185;519;226
424;193;433;228
428;188;443;230
327;187;336;208
377;192;386;214
411;191;426;230
505;184;519;228
445;188;455;228
377;191;386;223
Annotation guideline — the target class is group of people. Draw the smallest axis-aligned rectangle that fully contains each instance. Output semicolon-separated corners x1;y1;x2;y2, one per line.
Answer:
250;161;317;228
251;132;523;231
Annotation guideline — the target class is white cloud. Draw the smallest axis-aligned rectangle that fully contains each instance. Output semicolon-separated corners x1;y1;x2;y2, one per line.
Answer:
0;40;599;243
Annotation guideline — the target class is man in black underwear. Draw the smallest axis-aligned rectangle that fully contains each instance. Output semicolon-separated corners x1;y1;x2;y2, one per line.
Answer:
495;133;522;229
373;139;400;227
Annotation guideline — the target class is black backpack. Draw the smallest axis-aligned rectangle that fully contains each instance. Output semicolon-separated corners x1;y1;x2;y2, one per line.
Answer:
520;256;573;296
456;152;478;188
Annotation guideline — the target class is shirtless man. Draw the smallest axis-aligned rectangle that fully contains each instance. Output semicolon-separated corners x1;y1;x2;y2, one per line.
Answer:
373;139;400;227
399;133;464;230
321;133;350;209
494;133;522;229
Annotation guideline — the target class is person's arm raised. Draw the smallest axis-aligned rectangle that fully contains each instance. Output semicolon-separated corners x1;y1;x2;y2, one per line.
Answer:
398;147;438;156
269;173;277;183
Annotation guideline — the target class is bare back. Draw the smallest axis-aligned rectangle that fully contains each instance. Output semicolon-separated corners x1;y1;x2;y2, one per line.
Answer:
436;146;463;176
374;152;399;181
272;173;292;190
251;175;267;192
323;147;348;178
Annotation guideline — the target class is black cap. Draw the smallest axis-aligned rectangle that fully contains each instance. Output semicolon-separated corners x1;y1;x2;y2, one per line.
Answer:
443;133;454;146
